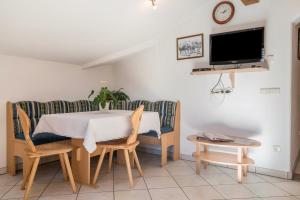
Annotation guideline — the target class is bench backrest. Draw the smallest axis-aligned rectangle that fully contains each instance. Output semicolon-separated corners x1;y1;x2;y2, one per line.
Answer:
10;100;99;138
110;100;178;129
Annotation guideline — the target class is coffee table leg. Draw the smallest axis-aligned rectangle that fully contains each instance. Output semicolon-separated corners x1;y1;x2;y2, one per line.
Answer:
242;148;248;176
237;148;243;183
195;144;201;175
203;145;208;169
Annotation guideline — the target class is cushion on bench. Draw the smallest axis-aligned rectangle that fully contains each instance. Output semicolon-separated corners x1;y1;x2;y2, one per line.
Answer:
15;132;69;146
143;126;174;137
12;100;99;143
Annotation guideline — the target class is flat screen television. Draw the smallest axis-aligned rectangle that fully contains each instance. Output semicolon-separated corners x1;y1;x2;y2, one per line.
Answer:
210;27;264;65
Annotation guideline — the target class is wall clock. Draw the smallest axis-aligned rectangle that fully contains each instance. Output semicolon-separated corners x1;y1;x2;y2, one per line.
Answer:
212;1;235;25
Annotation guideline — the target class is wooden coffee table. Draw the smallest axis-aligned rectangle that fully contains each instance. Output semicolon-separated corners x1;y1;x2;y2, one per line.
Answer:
187;135;261;183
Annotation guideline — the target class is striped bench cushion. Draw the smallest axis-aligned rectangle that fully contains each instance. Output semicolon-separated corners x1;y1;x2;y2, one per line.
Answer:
12;100;99;140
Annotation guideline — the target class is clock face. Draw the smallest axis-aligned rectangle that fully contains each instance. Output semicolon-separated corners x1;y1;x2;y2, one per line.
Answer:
213;1;235;24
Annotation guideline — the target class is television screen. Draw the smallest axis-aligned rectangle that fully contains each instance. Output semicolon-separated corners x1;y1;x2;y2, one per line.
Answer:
210;27;264;65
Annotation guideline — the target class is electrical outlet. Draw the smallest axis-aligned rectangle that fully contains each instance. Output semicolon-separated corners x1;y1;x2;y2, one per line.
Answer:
273;145;281;152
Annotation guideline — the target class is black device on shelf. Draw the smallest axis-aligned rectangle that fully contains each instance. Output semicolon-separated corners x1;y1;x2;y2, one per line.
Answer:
210;27;265;65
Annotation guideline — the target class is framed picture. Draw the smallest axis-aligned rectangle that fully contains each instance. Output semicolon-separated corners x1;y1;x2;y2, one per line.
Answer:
298;27;300;60
177;34;204;60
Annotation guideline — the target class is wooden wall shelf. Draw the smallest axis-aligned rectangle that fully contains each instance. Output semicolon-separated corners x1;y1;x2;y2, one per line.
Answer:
191;66;269;88
191;66;268;76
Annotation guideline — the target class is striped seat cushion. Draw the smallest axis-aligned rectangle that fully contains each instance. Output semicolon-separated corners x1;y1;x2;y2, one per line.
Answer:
12;100;99;140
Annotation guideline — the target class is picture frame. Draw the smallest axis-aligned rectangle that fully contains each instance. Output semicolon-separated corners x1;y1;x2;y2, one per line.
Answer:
298;27;300;60
177;34;204;60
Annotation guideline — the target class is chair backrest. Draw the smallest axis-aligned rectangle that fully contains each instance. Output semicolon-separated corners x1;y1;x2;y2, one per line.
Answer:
127;105;144;145
16;105;36;152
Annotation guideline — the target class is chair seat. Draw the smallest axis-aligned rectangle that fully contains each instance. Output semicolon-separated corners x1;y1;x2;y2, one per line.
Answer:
16;132;70;146
142;126;174;137
97;139;140;150
25;141;73;158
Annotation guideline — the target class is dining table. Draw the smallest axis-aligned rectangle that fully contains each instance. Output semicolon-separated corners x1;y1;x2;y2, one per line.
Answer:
33;110;161;184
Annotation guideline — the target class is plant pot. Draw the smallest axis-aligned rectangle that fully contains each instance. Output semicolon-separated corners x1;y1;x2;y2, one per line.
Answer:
99;102;110;111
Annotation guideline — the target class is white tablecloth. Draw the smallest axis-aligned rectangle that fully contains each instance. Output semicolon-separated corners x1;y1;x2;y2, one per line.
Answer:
33;110;161;153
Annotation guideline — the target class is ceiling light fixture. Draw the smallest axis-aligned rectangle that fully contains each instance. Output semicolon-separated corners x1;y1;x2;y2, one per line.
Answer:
149;0;157;10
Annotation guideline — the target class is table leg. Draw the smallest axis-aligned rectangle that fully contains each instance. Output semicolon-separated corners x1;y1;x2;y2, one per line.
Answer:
195;144;201;175
71;139;91;185
242;148;248;176
203;145;208;169
237;148;243;183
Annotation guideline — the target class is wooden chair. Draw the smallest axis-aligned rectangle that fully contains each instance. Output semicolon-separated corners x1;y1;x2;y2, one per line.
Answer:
92;105;144;186
16;106;77;200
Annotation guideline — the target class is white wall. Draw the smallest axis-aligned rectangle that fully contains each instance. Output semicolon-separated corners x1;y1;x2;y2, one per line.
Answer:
291;20;300;170
112;0;300;172
0;54;114;169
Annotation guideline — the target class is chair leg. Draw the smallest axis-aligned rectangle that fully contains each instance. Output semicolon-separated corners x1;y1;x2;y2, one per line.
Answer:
173;138;180;161
63;153;77;193
22;156;33;190
123;149;133;187
92;148;107;185
59;154;68;181
24;157;40;200
108;149;114;173
133;149;143;176
161;140;168;166
7;153;16;176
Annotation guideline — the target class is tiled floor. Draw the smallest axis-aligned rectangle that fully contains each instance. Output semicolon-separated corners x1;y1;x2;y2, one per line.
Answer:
0;153;300;200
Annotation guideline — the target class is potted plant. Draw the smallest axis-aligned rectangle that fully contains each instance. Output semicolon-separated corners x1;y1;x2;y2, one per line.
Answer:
112;88;130;102
88;87;130;110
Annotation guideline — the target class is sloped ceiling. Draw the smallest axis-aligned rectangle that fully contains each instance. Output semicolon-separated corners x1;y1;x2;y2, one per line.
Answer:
0;0;206;66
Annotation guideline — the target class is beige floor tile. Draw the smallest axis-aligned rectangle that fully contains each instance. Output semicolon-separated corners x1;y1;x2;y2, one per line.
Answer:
244;182;289;197
2;183;47;199
217;167;237;174
173;175;209;187
1;197;39;200
0;174;22;187
114;169;140;180
114;177;146;191
114;190;151;200
0;185;14;197
231;199;260;200
144;176;178;189
274;181;300;195
167;166;195;176
182;186;224;200
198;164;224;174
41;182;79;197
149;188;188;200
32;169;57;184
262;197;300;200
77;192;114;200
143;167;170;177
201;173;236;185
51;172;66;183
167;160;189;167
257;174;291;183
228;173;265;183
215;184;256;199
39;194;77;200
80;179;113;193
